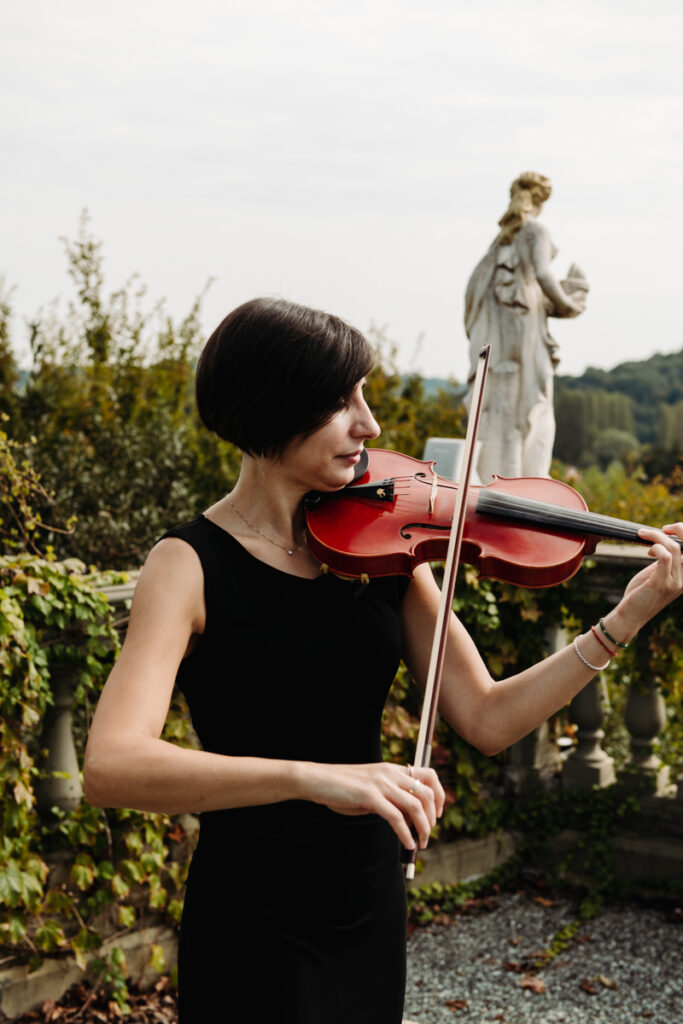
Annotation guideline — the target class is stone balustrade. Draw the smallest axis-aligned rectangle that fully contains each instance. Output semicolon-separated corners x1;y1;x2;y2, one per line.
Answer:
518;543;680;799
36;547;681;816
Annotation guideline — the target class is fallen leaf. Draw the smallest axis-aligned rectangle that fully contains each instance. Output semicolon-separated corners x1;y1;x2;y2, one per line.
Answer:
533;896;555;908
510;934;522;945
596;973;618;990
41;1000;57;1023
580;978;598;995
520;974;546;994
167;822;187;842
641;1012;654;1019
433;912;453;926
445;998;468;1011
503;961;523;973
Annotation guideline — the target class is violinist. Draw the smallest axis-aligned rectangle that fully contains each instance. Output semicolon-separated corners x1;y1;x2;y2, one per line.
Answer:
84;297;683;1024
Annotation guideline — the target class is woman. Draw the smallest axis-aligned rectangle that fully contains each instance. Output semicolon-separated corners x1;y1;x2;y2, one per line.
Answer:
85;297;683;1024
464;171;588;480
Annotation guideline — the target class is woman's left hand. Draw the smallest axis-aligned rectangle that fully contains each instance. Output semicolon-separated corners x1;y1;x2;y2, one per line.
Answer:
616;523;683;635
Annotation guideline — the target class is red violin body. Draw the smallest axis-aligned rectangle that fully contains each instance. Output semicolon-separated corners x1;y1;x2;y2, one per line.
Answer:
306;448;629;588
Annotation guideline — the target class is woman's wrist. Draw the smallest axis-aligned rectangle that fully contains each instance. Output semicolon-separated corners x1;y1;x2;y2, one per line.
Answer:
572;608;636;675
287;759;323;803
602;606;639;647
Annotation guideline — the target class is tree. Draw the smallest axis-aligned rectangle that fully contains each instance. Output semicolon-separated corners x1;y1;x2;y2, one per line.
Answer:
7;215;240;568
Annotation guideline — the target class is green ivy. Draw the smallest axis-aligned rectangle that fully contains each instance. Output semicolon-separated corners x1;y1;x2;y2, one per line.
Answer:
0;554;192;976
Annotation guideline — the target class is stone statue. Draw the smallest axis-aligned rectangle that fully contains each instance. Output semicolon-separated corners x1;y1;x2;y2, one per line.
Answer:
464;171;588;481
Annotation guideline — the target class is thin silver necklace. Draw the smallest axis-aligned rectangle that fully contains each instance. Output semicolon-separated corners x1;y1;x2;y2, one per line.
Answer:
227;497;302;556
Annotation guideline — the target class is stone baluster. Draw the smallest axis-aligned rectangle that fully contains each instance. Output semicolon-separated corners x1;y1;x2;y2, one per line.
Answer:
33;579;136;818
36;664;83;814
562;674;615;789
622;627;670;794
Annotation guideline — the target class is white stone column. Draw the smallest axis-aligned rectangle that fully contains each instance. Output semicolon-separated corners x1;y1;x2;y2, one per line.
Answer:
36;665;83;814
623;628;670;794
562;675;616;789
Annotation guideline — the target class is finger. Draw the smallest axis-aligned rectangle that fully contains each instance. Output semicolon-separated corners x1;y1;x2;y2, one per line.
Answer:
391;788;433;848
384;805;418;851
638;529;680;572
638;526;682;555
410;766;446;816
401;777;437;828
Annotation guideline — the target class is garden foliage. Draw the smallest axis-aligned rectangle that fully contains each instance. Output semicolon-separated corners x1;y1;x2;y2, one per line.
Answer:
0;218;682;978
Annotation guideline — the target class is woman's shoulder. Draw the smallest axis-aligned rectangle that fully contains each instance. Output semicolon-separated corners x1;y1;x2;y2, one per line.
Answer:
142;528;205;588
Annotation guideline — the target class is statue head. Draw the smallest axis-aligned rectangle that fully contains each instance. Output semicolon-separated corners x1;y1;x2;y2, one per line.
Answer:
498;171;552;244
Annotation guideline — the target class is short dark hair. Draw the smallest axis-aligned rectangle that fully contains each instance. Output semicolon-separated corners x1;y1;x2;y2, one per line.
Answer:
195;298;375;456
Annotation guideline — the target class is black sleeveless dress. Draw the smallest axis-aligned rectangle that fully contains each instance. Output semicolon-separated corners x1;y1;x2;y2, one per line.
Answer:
163;516;410;1024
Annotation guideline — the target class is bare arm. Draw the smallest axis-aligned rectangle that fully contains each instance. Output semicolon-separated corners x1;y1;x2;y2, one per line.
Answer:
83;539;303;813
528;221;584;318
402;525;683;756
84;539;444;849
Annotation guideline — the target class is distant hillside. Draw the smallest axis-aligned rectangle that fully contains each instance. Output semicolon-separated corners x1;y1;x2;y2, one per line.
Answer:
556;348;683;444
419;376;466;400
554;348;683;465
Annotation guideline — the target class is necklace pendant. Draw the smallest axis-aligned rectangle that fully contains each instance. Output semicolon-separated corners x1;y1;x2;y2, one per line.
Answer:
287;549;295;556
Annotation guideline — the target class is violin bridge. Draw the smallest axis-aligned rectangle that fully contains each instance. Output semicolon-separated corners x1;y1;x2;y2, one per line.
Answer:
429;467;438;514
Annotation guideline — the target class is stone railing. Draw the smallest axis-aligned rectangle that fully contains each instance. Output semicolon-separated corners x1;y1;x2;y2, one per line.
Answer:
37;551;681;815
514;543;682;800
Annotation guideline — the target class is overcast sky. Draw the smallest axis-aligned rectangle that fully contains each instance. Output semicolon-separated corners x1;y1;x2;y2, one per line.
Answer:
2;0;682;382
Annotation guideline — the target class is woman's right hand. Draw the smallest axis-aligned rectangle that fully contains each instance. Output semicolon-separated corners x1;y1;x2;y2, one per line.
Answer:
297;761;445;851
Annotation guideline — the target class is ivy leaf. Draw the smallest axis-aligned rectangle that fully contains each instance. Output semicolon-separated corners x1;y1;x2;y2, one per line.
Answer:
5;911;27;943
35;920;66;952
111;874;130;899
148;943;166;974
26;578;50;597
72;926;101;954
0;862;24;905
148;885;167;910
13;779;35;808
117;905;136;928
96;860;115;880
167;898;184;924
70;862;95;891
120;858;144;884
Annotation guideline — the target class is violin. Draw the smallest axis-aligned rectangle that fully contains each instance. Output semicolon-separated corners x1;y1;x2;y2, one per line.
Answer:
305;448;683;587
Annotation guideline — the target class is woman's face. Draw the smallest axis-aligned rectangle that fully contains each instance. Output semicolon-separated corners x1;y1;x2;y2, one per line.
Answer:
280;379;380;492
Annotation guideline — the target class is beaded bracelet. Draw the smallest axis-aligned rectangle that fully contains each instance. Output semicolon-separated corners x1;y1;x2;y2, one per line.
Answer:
573;635;611;673
591;625;617;658
599;618;629;649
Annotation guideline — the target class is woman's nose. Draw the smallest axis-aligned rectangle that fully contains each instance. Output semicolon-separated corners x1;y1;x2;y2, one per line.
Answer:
356;400;380;440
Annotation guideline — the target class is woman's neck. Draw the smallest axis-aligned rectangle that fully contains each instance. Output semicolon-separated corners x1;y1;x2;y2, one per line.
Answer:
205;453;312;567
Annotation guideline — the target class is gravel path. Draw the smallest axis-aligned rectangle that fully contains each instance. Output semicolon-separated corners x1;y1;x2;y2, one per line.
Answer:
404;892;683;1024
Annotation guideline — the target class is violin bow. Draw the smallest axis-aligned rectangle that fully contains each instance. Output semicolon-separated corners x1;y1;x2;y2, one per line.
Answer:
405;344;491;880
